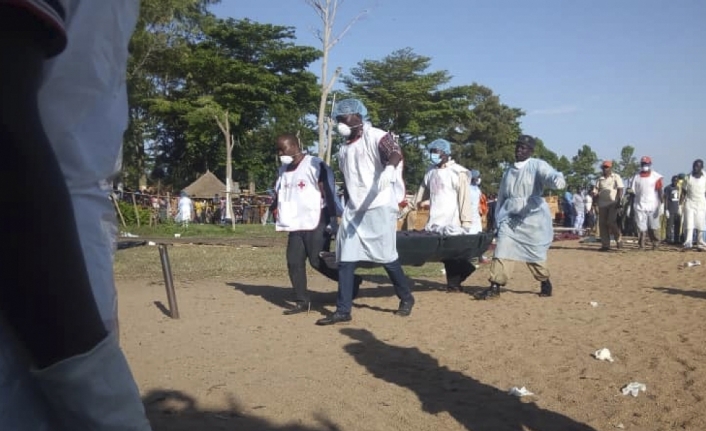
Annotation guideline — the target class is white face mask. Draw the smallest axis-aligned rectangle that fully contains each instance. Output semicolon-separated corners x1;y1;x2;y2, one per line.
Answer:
336;123;362;137
475;178;481;185
641;165;650;172
280;155;294;165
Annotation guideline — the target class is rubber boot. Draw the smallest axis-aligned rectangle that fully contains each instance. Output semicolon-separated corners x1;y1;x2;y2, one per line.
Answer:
539;279;553;297
474;283;500;300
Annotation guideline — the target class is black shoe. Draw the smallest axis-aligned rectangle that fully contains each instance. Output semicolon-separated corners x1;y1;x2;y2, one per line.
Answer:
394;299;415;317
315;312;352;326
539;280;553;297
283;301;311;315
353;275;363;299
474;283;500;300
446;285;463;293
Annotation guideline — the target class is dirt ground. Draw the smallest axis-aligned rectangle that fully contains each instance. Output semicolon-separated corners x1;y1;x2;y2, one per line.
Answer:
117;239;706;431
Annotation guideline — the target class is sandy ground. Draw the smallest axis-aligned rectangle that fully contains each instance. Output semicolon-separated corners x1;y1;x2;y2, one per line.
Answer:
118;240;706;431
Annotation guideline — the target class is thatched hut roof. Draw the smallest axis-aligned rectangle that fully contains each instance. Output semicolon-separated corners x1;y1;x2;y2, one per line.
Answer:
183;170;227;198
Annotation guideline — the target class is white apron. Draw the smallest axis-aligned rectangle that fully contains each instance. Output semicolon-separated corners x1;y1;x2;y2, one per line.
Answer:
336;123;404;263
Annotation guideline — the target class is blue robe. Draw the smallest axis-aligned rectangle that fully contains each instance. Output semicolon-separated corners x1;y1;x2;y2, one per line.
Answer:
494;158;565;262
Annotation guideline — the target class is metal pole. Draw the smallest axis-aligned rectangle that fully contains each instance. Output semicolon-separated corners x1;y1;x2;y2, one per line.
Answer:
158;244;180;319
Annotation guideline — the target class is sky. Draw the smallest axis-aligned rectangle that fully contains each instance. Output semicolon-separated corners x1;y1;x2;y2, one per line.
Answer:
213;0;705;176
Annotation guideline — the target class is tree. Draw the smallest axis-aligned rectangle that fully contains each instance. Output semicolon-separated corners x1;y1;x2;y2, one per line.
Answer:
304;0;366;162
125;0;219;188
568;144;599;189
615;145;639;180
215;111;237;230
141;18;321;190
340;48;524;189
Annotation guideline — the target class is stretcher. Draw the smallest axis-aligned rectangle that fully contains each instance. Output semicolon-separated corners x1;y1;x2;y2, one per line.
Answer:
321;231;494;269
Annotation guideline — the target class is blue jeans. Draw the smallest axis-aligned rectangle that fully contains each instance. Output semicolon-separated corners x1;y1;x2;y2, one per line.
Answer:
336;260;414;314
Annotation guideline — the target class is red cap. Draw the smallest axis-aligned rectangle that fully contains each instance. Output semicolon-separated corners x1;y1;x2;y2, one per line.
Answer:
601;160;612;167
640;156;652;164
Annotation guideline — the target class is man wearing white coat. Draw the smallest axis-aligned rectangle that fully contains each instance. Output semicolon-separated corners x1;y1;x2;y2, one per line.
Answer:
681;159;706;250
414;139;476;292
316;99;415;325
630;156;663;250
475;135;566;300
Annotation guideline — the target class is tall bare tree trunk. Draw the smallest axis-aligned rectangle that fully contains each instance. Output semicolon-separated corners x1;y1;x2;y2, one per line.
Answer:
306;0;366;158
216;112;236;231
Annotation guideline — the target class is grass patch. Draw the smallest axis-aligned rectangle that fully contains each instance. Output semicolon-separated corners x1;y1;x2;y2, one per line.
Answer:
122;223;280;239
114;243;445;282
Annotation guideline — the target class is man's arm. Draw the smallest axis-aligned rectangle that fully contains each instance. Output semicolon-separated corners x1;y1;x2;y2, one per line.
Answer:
457;171;472;227
0;5;107;368
615;175;625;204
318;161;338;220
377;133;403;167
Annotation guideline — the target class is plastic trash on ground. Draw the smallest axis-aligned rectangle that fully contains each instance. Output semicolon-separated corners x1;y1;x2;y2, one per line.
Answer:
621;382;646;397
589;301;599;307
593;348;614;362
508;386;534;397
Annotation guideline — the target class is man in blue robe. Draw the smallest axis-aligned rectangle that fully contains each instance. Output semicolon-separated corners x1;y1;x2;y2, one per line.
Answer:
475;135;566;300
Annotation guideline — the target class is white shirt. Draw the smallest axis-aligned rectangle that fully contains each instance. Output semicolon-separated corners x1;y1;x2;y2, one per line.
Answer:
632;171;663;212
684;174;706;208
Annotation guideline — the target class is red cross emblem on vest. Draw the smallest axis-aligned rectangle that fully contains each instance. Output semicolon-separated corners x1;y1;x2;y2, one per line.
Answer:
297;180;306;189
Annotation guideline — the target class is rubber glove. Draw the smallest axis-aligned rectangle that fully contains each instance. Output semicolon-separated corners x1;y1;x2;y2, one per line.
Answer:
553;175;566;190
377;165;396;191
326;217;339;235
653;206;663;218
32;332;152;430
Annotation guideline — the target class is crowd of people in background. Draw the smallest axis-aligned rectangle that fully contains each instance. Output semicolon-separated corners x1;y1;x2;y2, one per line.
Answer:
113;186;275;226
557;158;706;251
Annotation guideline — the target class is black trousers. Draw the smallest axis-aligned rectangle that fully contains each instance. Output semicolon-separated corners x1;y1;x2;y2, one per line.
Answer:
286;215;339;303
666;213;682;244
442;259;476;288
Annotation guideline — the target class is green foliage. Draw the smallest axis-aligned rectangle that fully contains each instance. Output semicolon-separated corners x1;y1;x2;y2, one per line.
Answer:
567;144;599;189
615;145;639;180
339;48;525;192
117;200;152;227
124;5;321;191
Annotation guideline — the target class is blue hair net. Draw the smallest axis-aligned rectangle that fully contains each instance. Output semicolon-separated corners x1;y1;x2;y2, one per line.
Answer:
428;139;451;155
470;169;481;179
332;99;368;120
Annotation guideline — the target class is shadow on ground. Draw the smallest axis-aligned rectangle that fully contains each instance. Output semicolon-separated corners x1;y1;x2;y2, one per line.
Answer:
653;286;706;300
339;328;597;431
143;389;341;431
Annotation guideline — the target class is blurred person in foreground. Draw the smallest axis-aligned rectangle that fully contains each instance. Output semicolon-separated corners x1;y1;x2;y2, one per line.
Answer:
0;1;151;429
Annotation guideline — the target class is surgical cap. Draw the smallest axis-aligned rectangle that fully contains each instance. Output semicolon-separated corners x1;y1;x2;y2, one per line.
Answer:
470;169;481;179
428;139;451;154
332;99;368;120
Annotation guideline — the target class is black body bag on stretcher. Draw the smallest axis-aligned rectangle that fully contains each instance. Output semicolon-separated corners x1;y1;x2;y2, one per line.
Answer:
321;231;494;269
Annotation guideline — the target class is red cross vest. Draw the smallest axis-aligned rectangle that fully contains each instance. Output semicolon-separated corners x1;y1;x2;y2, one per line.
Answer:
275;155;324;231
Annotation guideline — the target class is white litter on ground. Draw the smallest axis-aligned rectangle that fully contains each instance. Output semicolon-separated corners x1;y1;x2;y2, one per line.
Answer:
621;382;646;397
508;386;534;397
593;348;614;362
